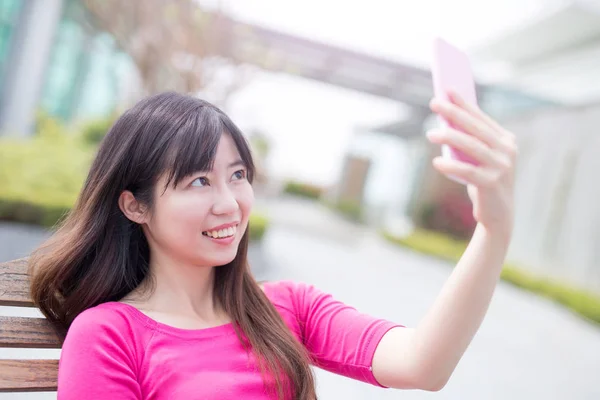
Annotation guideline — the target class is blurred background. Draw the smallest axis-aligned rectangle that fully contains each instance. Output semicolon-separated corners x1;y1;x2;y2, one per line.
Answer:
1;0;600;399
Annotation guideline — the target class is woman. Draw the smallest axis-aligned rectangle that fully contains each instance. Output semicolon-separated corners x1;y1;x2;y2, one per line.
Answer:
29;91;517;399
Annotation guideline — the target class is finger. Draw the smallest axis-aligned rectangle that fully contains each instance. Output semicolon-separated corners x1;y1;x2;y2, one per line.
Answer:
430;98;504;151
448;91;517;156
448;91;509;139
427;127;507;169
449;96;517;159
432;156;494;187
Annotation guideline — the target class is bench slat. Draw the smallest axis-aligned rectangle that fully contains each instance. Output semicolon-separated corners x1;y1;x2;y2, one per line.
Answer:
0;258;32;307
0;316;61;348
0;258;62;393
0;360;59;392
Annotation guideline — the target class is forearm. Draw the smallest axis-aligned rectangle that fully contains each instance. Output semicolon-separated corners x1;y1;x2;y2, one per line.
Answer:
412;223;510;388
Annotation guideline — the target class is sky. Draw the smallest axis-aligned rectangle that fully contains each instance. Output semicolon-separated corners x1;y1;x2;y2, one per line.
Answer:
222;0;566;68
200;0;568;196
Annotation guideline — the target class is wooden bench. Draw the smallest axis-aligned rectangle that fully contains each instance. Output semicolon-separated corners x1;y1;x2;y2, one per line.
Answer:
0;257;61;393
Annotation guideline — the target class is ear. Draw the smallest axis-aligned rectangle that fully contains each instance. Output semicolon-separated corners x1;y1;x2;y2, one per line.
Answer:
118;190;148;224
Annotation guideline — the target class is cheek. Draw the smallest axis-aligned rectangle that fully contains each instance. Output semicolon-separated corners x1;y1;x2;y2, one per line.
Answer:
152;194;210;240
238;184;254;216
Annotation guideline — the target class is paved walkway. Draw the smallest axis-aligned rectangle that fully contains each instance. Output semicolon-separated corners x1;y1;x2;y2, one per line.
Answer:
1;197;599;399
256;197;600;399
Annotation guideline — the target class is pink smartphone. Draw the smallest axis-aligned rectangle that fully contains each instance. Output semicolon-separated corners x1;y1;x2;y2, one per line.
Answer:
431;37;479;184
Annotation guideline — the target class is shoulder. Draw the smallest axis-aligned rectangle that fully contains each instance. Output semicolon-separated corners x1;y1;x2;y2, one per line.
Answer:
58;303;146;393
65;302;150;350
259;280;319;339
260;280;326;315
69;302;134;332
261;280;307;301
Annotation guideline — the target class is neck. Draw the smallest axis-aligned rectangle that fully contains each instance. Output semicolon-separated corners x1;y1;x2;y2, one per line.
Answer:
133;251;224;322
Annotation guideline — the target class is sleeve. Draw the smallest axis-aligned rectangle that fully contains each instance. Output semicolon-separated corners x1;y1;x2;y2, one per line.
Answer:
288;281;403;387
57;307;143;400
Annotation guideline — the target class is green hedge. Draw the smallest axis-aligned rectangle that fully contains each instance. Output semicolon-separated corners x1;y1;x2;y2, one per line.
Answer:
248;213;269;242
0;134;269;240
80;116;116;145
283;181;324;200
0;199;71;228
382;229;600;325
0;135;92;213
320;198;364;224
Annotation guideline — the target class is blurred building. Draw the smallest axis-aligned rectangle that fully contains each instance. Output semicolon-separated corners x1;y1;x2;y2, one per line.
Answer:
472;0;600;291
0;0;138;136
364;0;600;292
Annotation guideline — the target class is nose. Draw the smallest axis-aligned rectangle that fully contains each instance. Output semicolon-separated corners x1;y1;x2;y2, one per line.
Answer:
211;185;239;216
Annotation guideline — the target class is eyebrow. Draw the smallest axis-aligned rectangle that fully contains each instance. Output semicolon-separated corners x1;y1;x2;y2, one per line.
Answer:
228;160;246;168
192;160;246;176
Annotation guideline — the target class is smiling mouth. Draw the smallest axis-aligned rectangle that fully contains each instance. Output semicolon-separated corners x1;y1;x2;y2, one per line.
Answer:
202;224;238;239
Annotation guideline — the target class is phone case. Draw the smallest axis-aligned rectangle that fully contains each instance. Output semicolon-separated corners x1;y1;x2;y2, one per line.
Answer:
431;37;479;185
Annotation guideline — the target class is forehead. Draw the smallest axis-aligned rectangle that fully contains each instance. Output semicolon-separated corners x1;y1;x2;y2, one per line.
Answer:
214;133;242;163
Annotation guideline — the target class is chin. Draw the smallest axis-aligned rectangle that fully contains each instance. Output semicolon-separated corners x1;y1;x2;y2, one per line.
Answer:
208;250;239;267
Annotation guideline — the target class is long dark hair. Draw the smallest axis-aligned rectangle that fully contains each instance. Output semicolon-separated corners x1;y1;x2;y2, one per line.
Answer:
29;92;316;399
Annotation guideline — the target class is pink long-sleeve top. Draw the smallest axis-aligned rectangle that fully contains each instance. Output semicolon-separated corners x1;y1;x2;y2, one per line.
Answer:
57;280;401;399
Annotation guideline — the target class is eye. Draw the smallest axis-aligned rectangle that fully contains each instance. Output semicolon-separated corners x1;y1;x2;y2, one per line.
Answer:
232;169;247;180
191;177;209;187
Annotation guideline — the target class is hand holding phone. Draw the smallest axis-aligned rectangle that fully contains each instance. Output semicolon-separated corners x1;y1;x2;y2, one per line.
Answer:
430;37;479;185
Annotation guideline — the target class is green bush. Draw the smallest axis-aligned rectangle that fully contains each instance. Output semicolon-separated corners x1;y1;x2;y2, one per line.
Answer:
333;199;363;223
0;135;270;240
320;198;365;224
80;115;116;145
0;135;93;211
35;110;67;141
283;181;324;200
249;213;269;241
500;265;600;324
382;229;466;261
0;199;70;228
382;229;600;325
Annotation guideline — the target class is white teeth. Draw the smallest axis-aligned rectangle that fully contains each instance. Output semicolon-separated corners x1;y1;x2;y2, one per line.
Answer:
204;225;237;238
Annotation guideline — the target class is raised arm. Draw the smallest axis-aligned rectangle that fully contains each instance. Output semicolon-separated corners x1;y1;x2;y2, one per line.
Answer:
372;92;517;391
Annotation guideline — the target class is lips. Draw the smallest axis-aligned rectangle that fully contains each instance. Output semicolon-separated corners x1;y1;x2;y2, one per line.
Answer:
202;223;239;239
204;221;239;232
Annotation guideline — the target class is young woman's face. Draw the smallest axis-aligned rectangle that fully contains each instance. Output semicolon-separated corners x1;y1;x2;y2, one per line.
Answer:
144;133;254;268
